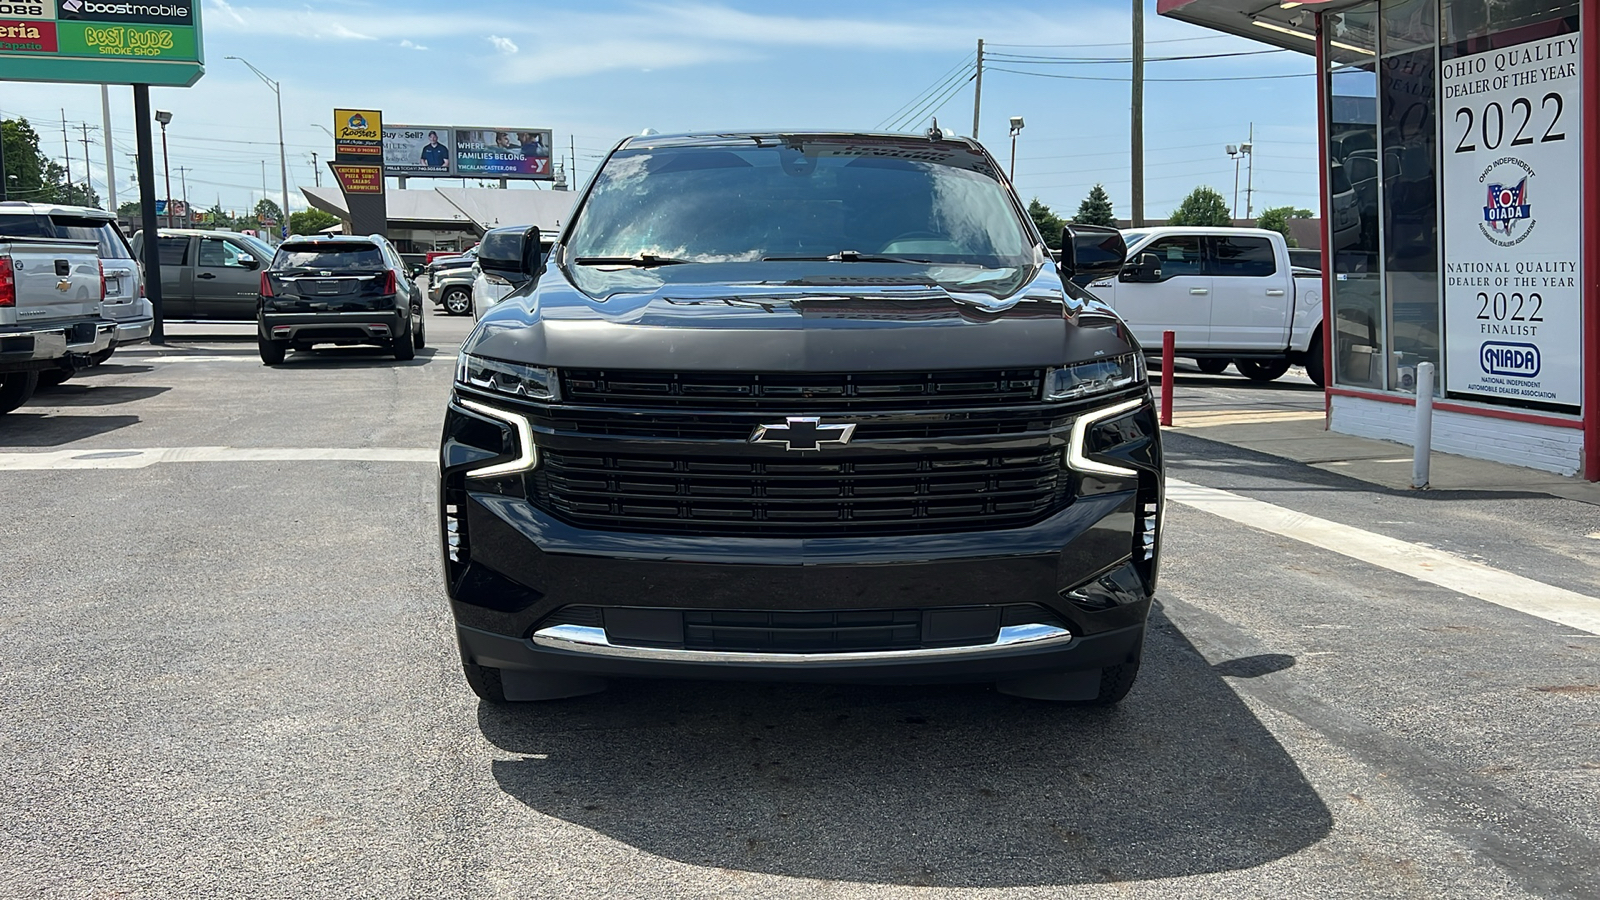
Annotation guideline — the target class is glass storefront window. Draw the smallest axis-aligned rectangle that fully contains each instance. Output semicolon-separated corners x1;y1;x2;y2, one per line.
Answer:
1380;0;1441;394
1327;4;1386;389
1442;0;1580;47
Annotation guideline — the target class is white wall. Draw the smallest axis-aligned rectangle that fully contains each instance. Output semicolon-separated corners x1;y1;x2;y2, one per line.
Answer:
1330;394;1583;476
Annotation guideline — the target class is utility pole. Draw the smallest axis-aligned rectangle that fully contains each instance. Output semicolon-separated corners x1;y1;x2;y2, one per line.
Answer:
571;135;577;188
61;110;73;193
101;85;117;211
310;151;320;187
77;123;95;199
1244;121;1255;220
971;38;984;139
1131;1;1145;227
175;165;191;214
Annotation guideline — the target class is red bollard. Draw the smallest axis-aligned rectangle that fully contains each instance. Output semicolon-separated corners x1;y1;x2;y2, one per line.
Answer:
1159;330;1175;427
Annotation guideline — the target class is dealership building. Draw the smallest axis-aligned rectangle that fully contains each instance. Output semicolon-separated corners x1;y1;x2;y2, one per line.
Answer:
1160;0;1596;479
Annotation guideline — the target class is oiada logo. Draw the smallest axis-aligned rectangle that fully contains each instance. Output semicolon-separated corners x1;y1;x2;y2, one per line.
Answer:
1478;158;1537;246
1480;341;1541;378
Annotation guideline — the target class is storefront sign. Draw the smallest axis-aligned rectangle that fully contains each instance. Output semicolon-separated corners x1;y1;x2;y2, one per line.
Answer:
334;108;383;162
0;0;200;84
1441;29;1583;411
329;163;383;195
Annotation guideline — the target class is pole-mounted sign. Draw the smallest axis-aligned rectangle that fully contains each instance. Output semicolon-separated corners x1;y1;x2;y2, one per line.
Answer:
0;0;204;86
332;108;387;237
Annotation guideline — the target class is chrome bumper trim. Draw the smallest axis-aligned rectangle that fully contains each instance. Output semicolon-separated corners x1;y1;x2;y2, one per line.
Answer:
529;622;1074;665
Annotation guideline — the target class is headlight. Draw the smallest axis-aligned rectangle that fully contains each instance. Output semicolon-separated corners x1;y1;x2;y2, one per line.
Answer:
455;353;560;401
1044;353;1145;401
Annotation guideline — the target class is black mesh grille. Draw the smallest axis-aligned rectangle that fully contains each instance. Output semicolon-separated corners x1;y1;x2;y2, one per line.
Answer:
531;448;1069;536
532;407;1063;441
561;369;1044;409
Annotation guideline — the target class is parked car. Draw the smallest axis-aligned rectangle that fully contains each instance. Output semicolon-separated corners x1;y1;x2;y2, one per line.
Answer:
257;233;424;365
1088;226;1326;385
130;228;276;321
440;130;1160;706
429;266;476;316
469;225;547;320
0;234;115;413
424;246;476;280
0;201;150;367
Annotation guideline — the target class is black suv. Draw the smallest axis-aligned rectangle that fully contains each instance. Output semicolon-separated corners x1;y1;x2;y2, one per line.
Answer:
257;234;424;365
439;131;1161;705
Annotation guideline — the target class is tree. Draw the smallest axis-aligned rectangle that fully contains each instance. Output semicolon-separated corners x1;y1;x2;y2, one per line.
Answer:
1027;198;1067;250
254;198;283;225
1168;186;1232;227
1073;184;1116;227
289;208;340;235
1256;205;1313;247
117;200;142;219
2;118;55;202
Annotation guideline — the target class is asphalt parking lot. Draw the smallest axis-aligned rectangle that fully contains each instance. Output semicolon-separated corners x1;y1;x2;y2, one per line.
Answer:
3;307;1598;898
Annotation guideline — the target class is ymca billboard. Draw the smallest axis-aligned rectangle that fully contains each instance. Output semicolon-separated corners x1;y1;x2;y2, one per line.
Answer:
381;124;553;180
0;0;203;86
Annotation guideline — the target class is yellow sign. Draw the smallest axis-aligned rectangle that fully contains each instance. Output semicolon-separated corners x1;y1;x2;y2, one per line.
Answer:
335;109;381;141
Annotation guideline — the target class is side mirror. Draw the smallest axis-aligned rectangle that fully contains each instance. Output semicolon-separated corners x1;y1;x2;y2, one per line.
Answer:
236;256;260;271
1058;224;1126;279
1122;252;1163;283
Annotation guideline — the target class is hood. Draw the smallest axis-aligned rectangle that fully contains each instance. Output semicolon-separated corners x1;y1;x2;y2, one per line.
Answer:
463;260;1138;372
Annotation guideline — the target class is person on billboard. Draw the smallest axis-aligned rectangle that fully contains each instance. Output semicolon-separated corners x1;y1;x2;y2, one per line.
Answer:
519;132;549;159
420;131;449;168
495;132;517;150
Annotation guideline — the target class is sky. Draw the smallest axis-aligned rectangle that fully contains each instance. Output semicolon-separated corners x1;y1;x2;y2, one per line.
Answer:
3;0;1321;221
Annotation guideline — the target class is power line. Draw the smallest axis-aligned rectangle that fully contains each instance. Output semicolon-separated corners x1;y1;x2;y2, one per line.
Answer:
888;65;976;133
987;67;1314;83
986;48;1288;64
876;53;975;131
987;35;1230;48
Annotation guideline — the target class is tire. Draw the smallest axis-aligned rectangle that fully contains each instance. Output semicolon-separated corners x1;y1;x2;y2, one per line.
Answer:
0;370;39;415
1195;358;1230;375
462;662;509;704
442;287;472;316
413;309;426;349
394;315;417;361
38;368;73;387
1302;327;1327;387
1234;358;1292;383
89;349;114;366
258;336;286;366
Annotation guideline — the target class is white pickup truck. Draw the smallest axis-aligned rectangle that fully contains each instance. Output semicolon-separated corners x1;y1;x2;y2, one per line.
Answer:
0;237;114;415
1083;227;1325;385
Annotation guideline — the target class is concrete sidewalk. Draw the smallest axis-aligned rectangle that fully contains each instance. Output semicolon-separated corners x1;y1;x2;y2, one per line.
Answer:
1169;408;1600;506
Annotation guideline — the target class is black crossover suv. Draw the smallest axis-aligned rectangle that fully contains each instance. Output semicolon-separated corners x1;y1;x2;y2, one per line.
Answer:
439;130;1162;705
257;234;425;364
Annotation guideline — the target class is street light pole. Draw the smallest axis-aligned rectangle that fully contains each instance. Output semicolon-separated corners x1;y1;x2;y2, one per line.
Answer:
1008;116;1025;184
229;56;290;243
154;109;173;228
1226;144;1242;220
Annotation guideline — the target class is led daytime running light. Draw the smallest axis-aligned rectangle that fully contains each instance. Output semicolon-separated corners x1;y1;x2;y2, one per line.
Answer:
456;398;538;478
1066;397;1144;478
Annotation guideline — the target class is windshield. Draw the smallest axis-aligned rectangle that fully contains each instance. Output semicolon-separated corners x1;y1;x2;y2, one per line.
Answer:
565;139;1034;268
237;234;275;259
272;243;384;270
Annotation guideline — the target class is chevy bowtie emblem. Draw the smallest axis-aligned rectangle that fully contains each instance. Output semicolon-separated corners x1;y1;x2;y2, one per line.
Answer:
749;416;857;451
56;279;72;292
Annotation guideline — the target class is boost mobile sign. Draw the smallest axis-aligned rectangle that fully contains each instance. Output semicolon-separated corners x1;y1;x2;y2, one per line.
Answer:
1441;29;1582;411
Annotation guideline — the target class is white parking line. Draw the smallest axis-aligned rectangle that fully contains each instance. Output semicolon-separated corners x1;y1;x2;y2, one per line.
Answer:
0;447;434;470
1167;478;1600;636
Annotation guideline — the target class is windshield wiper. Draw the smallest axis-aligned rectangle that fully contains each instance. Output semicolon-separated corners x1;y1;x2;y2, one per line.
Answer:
762;250;931;264
573;254;693;267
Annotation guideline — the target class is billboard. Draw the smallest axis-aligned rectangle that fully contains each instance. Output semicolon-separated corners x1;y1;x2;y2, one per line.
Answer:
0;0;204;86
334;108;383;162
382;125;553;180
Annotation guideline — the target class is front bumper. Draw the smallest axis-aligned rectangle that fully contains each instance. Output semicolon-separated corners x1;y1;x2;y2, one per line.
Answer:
0;318;117;373
260;309;405;345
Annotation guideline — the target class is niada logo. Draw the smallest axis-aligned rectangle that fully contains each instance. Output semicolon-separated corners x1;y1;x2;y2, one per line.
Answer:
1480;341;1540;378
1477;157;1537;247
59;0;191;24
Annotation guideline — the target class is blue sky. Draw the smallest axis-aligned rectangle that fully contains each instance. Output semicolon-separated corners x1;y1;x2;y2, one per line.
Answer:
6;0;1320;220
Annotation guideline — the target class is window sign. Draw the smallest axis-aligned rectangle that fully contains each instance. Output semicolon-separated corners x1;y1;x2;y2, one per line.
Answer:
1440;28;1582;411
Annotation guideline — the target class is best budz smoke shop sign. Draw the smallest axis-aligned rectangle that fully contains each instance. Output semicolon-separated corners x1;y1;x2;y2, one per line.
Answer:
0;0;203;85
1441;29;1582;411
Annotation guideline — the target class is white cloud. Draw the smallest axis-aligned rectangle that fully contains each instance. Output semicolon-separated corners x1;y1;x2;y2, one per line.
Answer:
399;39;428;51
487;35;519;55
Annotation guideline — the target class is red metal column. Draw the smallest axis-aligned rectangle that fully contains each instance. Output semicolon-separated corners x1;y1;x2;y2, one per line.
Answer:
1315;12;1334;428
1586;10;1600;480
